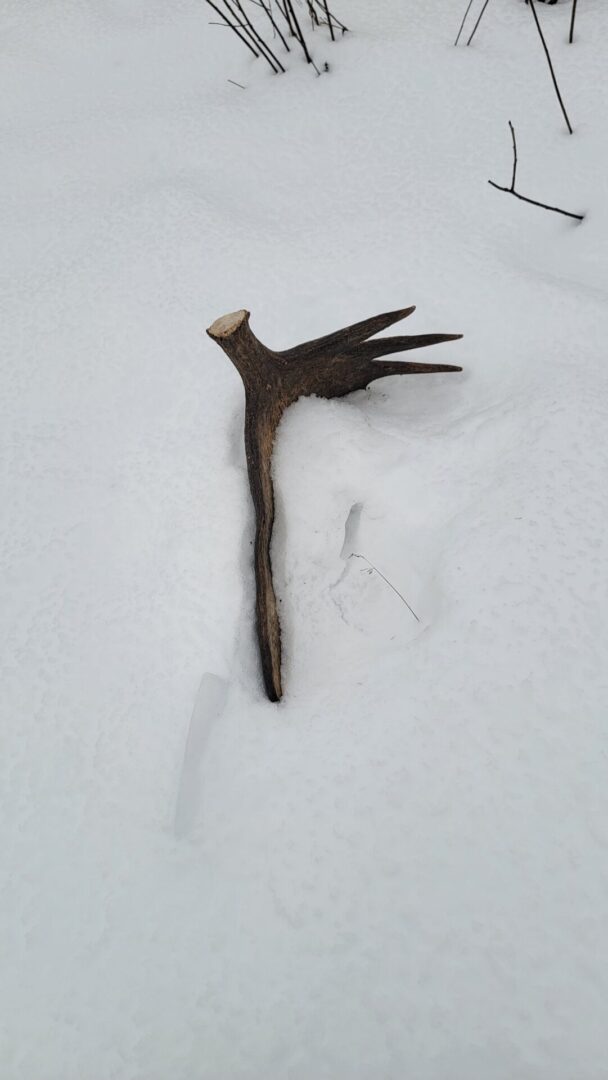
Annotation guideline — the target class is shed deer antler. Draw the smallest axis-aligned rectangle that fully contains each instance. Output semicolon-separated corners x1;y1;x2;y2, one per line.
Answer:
207;306;463;701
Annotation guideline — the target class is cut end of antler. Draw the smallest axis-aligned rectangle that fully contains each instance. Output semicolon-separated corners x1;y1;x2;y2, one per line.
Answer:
207;309;250;340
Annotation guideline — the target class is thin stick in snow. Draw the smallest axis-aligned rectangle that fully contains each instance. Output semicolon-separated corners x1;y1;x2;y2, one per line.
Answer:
221;0;279;69
204;0;260;58
274;0;296;38
228;0;286;72
313;0;348;34
528;0;573;133
284;0;307;50
568;0;578;43
305;0;319;30
253;0;291;50
488;121;584;221
322;0;335;41
467;0;493;46
509;118;517;191
285;0;319;70
350;554;420;623
454;0;475;46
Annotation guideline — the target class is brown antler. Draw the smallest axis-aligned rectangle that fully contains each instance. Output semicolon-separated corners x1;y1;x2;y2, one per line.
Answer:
207;306;463;702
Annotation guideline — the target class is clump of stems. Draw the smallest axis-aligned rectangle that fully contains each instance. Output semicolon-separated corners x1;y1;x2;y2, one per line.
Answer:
204;0;348;75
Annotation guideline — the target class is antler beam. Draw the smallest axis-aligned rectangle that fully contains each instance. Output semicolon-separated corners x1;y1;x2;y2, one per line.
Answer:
207;306;463;701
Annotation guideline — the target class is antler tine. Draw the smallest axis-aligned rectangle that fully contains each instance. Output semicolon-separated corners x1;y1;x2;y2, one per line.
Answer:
278;305;416;361
346;333;463;362
367;360;463;381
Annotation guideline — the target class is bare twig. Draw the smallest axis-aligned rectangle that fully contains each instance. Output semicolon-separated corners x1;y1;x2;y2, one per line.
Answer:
322;0;335;40
285;0;319;70
204;0;260;58
305;0;319;29
274;0;296;37
228;78;247;88
488;121;584;221
467;0;493;46
252;0;291;50
350;554;420;623
488;179;583;220
454;0;475;46
528;0;573;133
284;0;306;47
221;0;277;67
568;0;578;43
313;0;348;33
229;0;286;71
208;0;345;80
508;119;517;190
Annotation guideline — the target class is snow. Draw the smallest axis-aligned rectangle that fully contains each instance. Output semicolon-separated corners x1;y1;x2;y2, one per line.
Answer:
1;0;608;1076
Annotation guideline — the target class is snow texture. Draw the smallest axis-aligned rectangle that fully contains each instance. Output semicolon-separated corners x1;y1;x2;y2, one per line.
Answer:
1;0;608;1077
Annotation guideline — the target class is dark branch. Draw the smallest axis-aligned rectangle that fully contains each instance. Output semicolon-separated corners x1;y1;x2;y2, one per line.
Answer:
225;0;285;72
488;180;584;220
204;0;260;57
509;119;517;191
322;0;335;39
528;0;573;133
311;0;348;32
568;0;578;43
305;0;319;29
252;0;291;50
467;0;493;46
284;0;321;70
488;121;583;221
454;0;475;46
274;0;296;37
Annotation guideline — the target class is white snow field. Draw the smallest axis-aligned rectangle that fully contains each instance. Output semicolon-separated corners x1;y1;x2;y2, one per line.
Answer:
2;0;608;1076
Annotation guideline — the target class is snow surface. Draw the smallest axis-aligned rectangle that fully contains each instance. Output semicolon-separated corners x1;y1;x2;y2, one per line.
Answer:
2;1;608;1076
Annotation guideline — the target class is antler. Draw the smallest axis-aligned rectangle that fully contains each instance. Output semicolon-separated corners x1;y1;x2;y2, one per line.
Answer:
278;305;417;361
207;306;463;701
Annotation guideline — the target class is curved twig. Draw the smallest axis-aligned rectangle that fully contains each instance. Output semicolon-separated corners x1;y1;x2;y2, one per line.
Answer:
349;554;420;622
